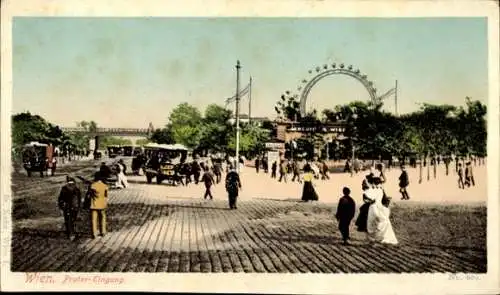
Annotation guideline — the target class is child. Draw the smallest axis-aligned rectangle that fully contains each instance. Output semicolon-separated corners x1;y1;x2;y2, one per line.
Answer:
335;187;356;245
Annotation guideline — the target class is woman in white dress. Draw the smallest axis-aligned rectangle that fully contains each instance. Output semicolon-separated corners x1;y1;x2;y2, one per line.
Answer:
366;177;398;245
115;161;128;189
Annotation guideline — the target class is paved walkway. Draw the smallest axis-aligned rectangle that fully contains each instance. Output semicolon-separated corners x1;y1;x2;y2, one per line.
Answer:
10;177;486;273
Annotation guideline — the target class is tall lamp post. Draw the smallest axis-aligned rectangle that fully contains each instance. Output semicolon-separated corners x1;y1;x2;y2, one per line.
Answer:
235;60;241;173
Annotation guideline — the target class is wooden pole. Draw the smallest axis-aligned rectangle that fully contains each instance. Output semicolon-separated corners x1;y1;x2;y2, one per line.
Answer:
248;77;252;124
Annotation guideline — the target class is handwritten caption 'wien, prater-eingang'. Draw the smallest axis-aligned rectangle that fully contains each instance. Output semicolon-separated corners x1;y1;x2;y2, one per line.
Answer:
25;273;125;285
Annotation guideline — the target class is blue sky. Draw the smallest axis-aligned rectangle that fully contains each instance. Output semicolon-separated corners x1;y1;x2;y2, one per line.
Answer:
13;17;488;128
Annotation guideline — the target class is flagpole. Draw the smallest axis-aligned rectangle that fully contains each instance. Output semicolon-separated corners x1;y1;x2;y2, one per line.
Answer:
235;60;241;173
395;80;398;116
248;77;252;125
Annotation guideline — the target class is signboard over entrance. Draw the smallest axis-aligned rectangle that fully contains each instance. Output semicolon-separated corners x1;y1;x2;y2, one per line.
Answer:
265;142;285;150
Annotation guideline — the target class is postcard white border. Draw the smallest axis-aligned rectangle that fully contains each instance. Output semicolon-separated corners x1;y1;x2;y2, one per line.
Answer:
1;0;499;294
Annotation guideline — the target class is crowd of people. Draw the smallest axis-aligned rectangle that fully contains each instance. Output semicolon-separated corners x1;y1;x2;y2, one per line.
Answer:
56;150;481;244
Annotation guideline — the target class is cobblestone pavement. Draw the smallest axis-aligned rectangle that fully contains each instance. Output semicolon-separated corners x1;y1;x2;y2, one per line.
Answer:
10;177;486;273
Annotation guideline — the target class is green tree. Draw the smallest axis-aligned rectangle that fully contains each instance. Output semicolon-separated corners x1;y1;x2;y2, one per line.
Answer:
150;127;174;144
462;97;487;158
169;103;202;148
99;136;133;148
228;123;270;157
11;112;68;162
321;109;339;123
136;138;151;146
66;120;99;153
198;104;232;153
76;120;98;132
275;94;301;121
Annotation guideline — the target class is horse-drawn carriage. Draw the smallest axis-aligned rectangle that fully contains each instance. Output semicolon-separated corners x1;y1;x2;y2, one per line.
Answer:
143;143;189;185
22;142;55;177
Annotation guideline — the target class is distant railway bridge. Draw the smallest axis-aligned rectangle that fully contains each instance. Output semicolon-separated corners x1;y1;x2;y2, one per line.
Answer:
61;123;155;150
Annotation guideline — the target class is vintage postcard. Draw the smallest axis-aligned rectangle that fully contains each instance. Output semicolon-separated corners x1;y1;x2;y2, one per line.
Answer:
1;0;499;293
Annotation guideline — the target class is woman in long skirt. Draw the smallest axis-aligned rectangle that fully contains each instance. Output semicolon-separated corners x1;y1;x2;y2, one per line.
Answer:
366;177;398;245
301;164;319;202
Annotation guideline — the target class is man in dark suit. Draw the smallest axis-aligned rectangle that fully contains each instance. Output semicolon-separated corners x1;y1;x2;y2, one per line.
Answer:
201;167;215;200
225;165;242;209
335;187;356;245
271;161;277;179
58;176;82;240
399;165;410;200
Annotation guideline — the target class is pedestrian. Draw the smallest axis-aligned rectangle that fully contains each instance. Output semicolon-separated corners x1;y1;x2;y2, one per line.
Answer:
263;158;268;173
58;175;82;240
344;159;351;173
457;163;465;189
278;160;287;183
353;159;361;174
183;163;192;186
114;161;128;189
255;157;260;174
192;160;201;184
225;164;242;210
87;172;109;239
301;164;318;202
99;162;112;181
51;157;58;176
174;164;185;186
375;163;385;184
399;165;410;200
335;187;356;245
118;159;127;175
465;162;475;187
271;161;277;179
321;161;330;180
291;161;301;183
361;173;372;191
444;156;451;175
201;167;215;200
366;177;398;245
355;174;375;233
213;161;222;184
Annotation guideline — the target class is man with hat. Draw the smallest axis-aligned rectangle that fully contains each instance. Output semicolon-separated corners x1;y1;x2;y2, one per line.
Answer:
398;165;410;200
225;164;242;209
87;172;109;238
58;175;82;240
335;187;356;245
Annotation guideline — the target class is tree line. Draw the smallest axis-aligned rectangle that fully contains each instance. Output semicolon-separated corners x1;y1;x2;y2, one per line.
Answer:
11;96;486;167
11;103;273;160
149;103;271;157
275;96;487;162
11;113;135;160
